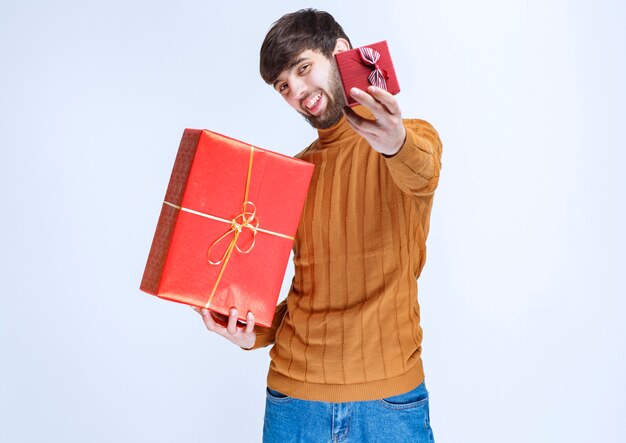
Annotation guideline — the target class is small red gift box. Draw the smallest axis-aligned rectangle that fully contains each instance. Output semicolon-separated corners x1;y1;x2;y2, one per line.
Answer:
140;129;314;327
335;40;400;107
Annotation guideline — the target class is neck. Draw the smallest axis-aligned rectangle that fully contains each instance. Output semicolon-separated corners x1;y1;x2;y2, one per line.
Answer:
316;105;374;147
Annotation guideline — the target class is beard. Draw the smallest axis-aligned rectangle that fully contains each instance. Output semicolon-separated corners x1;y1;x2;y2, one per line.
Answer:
298;62;346;129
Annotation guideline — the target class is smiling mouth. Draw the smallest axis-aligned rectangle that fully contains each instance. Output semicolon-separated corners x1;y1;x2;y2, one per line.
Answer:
303;92;322;111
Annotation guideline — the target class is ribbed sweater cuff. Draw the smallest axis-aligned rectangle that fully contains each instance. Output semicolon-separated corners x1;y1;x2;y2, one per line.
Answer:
384;127;430;168
242;332;274;351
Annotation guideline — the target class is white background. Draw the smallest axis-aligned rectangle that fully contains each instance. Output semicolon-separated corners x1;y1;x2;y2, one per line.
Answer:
1;1;624;442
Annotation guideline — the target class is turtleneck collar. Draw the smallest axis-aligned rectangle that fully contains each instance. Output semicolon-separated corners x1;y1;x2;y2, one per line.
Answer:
316;105;375;148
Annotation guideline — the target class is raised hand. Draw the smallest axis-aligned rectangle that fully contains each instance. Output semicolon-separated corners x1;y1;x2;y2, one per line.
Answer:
343;85;407;156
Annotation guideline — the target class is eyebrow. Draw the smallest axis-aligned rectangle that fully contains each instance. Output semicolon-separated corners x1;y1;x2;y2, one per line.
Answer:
272;57;310;88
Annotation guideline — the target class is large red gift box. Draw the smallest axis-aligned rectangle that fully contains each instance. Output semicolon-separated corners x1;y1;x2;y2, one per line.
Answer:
140;129;314;327
335;40;400;107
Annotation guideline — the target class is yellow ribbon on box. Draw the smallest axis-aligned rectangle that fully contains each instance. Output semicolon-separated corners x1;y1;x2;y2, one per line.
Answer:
163;145;295;309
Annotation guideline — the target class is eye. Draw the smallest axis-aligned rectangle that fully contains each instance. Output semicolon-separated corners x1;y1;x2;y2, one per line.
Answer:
277;83;289;95
298;64;311;75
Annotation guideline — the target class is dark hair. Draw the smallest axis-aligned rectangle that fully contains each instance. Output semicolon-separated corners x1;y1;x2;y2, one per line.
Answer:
260;9;351;85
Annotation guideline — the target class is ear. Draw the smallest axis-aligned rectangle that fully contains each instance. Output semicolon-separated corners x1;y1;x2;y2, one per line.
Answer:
332;38;351;55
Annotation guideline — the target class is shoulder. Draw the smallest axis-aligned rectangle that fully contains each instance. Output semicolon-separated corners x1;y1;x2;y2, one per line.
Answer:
403;118;439;135
294;139;319;160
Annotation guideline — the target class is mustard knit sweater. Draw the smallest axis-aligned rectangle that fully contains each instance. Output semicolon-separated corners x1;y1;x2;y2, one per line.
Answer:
251;106;443;402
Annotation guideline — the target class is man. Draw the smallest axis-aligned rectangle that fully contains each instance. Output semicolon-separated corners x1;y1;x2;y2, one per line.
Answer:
194;9;442;442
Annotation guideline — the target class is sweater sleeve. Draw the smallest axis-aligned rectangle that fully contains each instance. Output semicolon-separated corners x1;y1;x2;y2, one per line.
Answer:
383;119;443;196
243;298;288;350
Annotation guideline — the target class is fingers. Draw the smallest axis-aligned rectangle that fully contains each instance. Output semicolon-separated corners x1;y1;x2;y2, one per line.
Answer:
201;308;218;331
349;86;401;119
193;306;256;348
244;311;255;334
226;308;239;335
349;87;383;116
366;86;401;115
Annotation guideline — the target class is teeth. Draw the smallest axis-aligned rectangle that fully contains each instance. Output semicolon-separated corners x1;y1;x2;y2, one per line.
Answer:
305;93;321;110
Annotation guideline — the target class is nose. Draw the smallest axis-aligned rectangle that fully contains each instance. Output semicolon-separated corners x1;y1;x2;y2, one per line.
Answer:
289;76;308;100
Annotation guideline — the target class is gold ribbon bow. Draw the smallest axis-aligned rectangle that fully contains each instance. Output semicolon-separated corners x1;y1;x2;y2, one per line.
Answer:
207;201;259;265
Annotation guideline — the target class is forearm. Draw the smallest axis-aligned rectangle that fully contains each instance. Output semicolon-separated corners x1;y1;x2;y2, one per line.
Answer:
384;119;443;196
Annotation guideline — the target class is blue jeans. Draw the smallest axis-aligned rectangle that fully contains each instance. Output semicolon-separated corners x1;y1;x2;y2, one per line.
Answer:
263;382;435;443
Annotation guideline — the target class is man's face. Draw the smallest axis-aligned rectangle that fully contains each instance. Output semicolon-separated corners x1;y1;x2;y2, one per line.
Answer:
273;49;346;129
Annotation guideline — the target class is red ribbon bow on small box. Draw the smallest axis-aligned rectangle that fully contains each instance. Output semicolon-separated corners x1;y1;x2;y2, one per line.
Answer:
358;46;388;90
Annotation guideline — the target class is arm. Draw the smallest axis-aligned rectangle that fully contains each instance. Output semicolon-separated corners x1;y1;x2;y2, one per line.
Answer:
383;118;442;196
343;86;442;196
